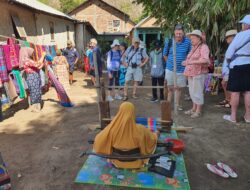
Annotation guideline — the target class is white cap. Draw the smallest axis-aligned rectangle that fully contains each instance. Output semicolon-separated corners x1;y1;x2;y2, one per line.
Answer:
239;15;250;25
132;37;140;43
111;39;120;48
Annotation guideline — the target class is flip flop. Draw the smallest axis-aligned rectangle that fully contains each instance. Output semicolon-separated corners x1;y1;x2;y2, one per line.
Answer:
206;164;229;178
217;162;238;178
223;115;236;123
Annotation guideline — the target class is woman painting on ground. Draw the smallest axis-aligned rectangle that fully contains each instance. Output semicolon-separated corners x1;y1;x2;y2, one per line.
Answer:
183;30;210;118
94;102;158;169
20;47;45;112
53;50;70;92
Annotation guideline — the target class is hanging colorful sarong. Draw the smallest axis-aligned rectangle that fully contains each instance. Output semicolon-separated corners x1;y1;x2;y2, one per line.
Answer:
47;66;73;107
11;70;26;99
0;46;9;83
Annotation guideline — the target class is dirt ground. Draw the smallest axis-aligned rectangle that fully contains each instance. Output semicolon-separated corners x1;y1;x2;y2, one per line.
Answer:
0;71;250;190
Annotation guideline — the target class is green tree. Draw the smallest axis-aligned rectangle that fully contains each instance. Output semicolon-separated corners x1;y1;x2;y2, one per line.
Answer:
135;0;250;59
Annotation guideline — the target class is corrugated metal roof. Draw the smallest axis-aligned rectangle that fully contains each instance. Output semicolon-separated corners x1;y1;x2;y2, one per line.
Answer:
10;0;75;21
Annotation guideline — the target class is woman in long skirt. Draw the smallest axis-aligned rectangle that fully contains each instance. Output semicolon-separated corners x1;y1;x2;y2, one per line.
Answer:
20;47;45;112
53;50;70;92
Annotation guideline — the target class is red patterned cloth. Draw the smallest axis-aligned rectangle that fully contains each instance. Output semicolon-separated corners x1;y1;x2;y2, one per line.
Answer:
0;46;9;82
2;38;20;71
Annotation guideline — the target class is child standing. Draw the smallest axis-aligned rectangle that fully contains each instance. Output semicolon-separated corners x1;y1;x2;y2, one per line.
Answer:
149;40;165;102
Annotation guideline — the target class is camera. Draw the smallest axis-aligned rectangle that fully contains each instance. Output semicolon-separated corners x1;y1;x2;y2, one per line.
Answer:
132;63;137;69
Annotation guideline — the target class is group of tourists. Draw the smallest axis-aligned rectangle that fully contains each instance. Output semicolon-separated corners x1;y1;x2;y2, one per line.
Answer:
95;14;250;122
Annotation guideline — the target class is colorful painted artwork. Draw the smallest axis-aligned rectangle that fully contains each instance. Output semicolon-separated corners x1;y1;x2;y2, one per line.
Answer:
75;128;191;190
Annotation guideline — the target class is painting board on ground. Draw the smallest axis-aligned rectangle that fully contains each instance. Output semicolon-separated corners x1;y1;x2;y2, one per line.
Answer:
75;121;190;190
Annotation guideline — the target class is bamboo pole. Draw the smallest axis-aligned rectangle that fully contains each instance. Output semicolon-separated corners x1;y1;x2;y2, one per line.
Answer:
101;85;164;89
173;38;178;115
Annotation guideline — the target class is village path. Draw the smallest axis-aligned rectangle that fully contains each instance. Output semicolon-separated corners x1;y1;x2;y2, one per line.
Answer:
0;71;250;190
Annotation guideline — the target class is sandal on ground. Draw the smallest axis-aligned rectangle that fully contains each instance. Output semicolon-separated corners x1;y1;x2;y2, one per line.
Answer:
191;112;201;118
206;164;229;178
217;162;238;178
223;103;231;108
123;96;128;101
184;109;195;115
218;100;228;105
132;94;138;99
244;116;250;124
223;115;236;123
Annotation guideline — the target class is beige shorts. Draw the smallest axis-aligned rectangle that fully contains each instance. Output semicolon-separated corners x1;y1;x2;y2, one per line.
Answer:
125;67;143;82
165;69;187;88
188;74;206;105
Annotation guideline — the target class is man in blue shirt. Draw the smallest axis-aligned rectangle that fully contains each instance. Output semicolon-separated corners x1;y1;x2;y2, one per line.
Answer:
223;15;250;123
63;40;79;84
163;24;191;110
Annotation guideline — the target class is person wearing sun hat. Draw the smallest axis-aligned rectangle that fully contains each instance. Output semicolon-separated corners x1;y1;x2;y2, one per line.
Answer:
183;29;210;118
218;29;237;108
106;39;122;101
223;15;250;123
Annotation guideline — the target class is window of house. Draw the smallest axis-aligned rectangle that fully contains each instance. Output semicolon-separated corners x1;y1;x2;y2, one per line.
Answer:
66;25;70;40
11;14;27;39
49;22;55;41
107;20;113;32
113;20;120;32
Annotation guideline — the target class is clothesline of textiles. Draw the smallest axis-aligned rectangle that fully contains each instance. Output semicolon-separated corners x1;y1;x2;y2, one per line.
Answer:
0;35;72;113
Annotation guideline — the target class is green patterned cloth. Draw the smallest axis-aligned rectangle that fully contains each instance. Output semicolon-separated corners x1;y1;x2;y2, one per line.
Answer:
75;129;190;190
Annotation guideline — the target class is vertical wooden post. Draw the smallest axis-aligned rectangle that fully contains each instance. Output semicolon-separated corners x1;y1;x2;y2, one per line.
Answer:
164;81;168;100
161;100;172;132
100;78;106;102
93;51;102;127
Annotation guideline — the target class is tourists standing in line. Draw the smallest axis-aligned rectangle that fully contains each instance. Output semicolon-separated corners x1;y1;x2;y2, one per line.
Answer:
106;39;123;101
217;29;237;108
163;24;192;110
63;40;79;85
122;37;149;101
183;30;210;118
149;40;165;102
223;15;250;123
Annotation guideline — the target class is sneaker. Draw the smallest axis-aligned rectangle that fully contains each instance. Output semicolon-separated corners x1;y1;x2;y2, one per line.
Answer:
123;96;128;101
115;95;123;100
150;97;158;102
206;164;229;178
177;106;183;111
132;94;138;99
106;96;114;102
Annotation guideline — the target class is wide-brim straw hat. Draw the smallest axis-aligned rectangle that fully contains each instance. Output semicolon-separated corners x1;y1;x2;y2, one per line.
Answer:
187;30;202;39
225;29;237;38
90;38;98;45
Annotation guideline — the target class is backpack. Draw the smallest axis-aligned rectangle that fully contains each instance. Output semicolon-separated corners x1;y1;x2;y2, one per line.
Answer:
127;46;144;61
110;50;121;61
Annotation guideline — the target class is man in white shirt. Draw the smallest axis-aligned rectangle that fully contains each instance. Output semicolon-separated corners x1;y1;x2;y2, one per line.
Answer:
223;15;250;123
